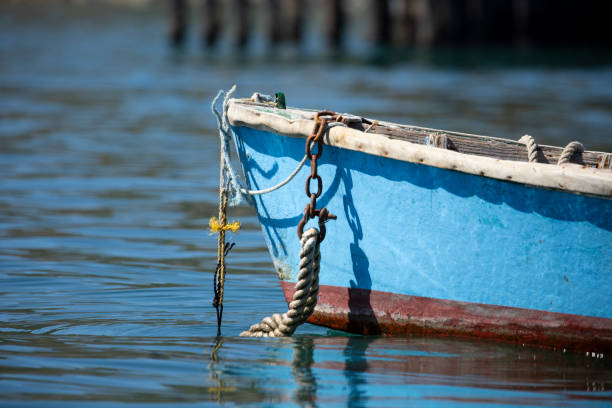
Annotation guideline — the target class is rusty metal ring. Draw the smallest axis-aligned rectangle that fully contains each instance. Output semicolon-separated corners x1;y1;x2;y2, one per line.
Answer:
310;155;318;177
305;135;322;159
315;119;328;141
305;135;315;156
306;175;323;198
314;111;336;121
317;221;326;243
297;205;310;239
297;218;305;239
319;207;329;222
309;194;317;217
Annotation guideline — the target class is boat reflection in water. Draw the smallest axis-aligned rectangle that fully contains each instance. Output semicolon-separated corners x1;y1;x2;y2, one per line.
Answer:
282;335;609;406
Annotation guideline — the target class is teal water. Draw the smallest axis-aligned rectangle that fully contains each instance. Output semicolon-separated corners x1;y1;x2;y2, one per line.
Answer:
1;2;611;407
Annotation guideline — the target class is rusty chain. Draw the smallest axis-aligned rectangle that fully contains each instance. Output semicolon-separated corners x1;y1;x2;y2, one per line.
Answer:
297;111;344;243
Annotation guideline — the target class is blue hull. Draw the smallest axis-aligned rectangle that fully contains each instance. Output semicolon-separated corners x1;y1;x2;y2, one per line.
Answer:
231;125;612;345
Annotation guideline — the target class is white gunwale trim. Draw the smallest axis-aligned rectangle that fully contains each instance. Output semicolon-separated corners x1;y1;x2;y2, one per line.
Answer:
227;100;612;198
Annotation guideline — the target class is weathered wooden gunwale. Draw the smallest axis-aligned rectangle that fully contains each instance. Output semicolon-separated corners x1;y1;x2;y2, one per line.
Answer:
363;121;605;167
227;99;612;198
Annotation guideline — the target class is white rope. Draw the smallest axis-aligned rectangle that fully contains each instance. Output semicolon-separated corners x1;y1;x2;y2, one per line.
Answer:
327;122;347;129
242;155;309;196
211;86;249;206
518;134;539;163
250;92;274;103
240;228;320;337
558;141;583;165
236;122;346;196
212;88;348;202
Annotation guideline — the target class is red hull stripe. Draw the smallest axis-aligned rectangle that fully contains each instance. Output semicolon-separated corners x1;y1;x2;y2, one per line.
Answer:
280;281;612;352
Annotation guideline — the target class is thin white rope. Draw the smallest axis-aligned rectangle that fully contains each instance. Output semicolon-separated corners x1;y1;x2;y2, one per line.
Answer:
327;122;347;129
212;88;347;202
239;121;347;195
212;86;249;206
241;155;309;196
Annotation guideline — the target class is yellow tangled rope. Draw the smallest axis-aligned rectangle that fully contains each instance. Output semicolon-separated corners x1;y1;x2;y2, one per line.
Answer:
209;217;241;234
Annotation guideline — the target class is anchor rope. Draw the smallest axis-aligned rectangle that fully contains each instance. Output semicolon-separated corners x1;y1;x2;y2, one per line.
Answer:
240;228;321;337
211;160;232;336
211;86;243;336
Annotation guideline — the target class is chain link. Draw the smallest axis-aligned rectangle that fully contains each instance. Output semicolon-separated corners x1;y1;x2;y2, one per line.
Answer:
297;111;344;243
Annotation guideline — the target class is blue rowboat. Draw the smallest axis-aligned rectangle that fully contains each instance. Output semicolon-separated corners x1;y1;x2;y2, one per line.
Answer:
225;96;612;351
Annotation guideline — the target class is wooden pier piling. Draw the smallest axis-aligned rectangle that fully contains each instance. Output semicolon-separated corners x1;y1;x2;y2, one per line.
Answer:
167;0;612;52
267;0;282;46
203;0;220;47
288;0;305;45
372;0;390;46
327;0;344;48
234;0;249;48
169;0;187;46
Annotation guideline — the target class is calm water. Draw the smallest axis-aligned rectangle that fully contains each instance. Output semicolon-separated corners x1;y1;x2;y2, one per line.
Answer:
1;2;611;407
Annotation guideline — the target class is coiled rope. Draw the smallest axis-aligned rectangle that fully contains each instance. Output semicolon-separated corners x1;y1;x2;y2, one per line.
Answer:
240;228;321;337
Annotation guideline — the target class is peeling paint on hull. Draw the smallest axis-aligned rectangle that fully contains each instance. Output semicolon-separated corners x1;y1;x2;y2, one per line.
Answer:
281;282;612;352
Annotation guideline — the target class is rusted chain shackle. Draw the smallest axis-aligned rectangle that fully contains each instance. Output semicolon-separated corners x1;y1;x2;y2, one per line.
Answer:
297;111;343;244
297;206;336;244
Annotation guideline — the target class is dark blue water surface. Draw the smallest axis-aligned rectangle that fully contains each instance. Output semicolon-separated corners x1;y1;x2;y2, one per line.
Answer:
1;2;611;407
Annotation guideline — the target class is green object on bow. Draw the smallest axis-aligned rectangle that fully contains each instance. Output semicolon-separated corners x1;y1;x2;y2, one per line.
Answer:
275;92;286;109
